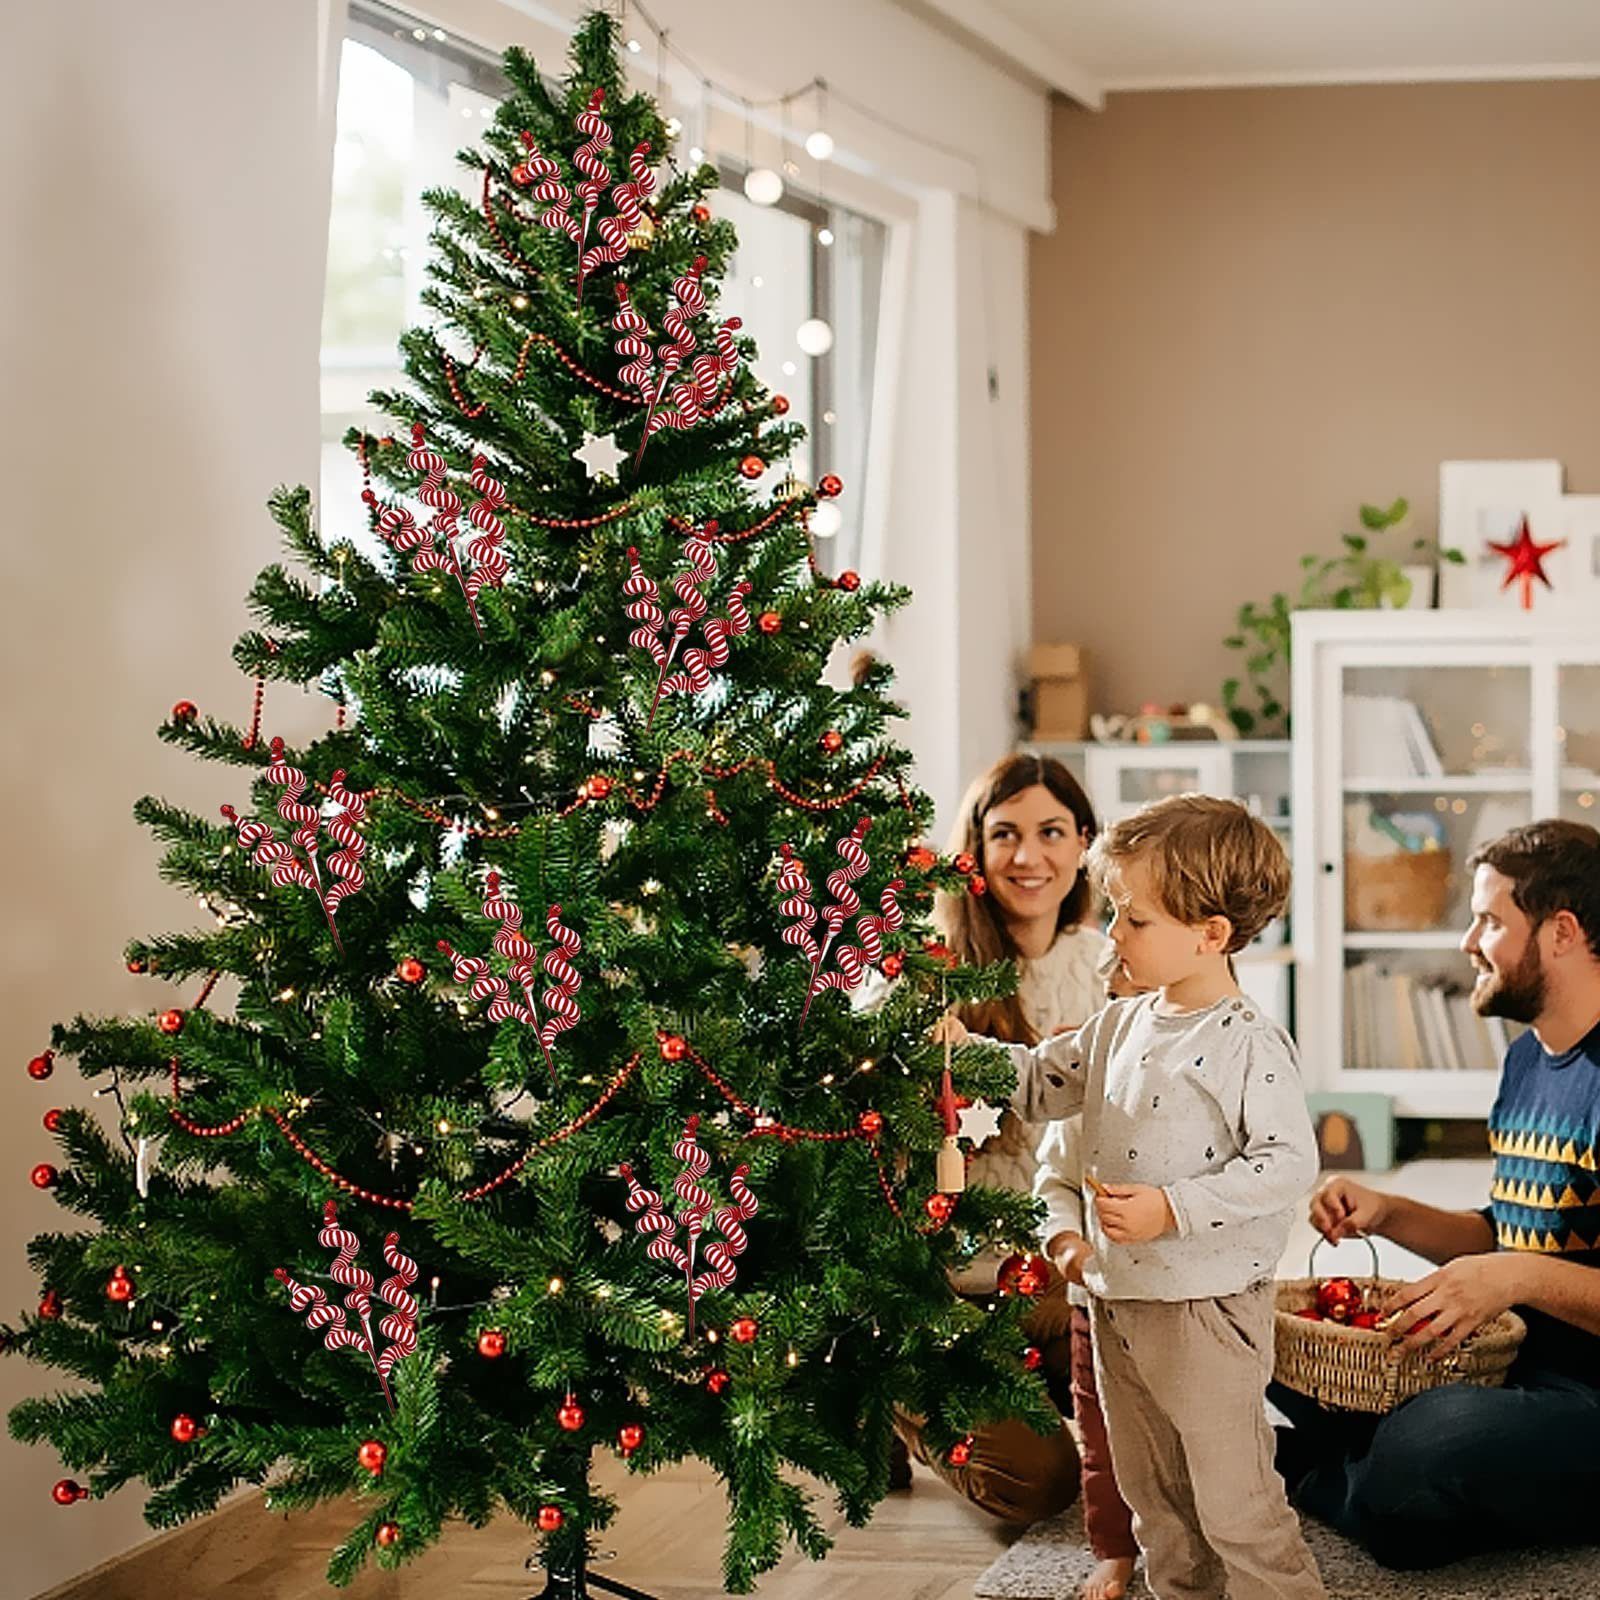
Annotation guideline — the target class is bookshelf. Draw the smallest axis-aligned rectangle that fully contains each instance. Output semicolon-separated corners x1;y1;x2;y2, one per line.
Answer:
1290;611;1600;1118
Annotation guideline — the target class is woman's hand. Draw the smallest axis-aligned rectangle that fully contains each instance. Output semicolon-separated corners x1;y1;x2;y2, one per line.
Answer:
930;1014;970;1046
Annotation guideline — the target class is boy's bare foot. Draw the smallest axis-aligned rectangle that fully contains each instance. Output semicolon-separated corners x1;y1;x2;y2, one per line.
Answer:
1081;1555;1135;1600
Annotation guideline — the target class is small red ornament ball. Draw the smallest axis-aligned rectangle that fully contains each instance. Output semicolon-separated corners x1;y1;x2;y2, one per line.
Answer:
39;1289;62;1320
705;1368;731;1395
105;1269;135;1304
357;1439;387;1474
924;1191;956;1225
757;611;782;635
537;1504;565;1532
1015;1254;1051;1298
52;1479;87;1506
967;874;988;897
1314;1276;1363;1323
771;394;790;416
739;454;766;480
511;162;533;187
947;1436;974;1468
658;1034;688;1062
820;730;844;753
557;1397;586;1433
729;1316;760;1345
857;1109;884;1138
818;474;843;499
156;1009;185;1036
171;700;198;724
170;1414;200;1444
585;774;613;801
691;202;711;223
30;1164;59;1190
477;1329;507;1359
1021;1346;1043;1372
43;1108;63;1133
395;957;426;986
906;847;937;872
375;1522;402;1549
1350;1310;1383;1330
1296;1308;1325;1322
952;852;977;876
126;957;147;974
837;570;861;592
881;953;904;979
617;1422;645;1456
28;1051;55;1081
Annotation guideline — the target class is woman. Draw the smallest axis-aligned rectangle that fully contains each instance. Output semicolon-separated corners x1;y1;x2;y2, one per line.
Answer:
893;752;1108;1529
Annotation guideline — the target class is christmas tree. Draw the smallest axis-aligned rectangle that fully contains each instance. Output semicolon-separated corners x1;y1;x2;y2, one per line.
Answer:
6;16;1053;1594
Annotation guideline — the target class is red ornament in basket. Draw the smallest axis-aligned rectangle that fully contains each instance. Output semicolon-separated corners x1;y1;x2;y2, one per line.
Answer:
1314;1275;1365;1323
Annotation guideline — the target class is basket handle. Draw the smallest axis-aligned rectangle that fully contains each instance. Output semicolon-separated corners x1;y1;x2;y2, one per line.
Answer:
1307;1230;1381;1284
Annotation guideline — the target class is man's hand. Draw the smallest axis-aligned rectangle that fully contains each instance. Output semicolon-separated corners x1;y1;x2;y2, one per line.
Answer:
1047;1229;1094;1286
1382;1254;1527;1355
1309;1176;1392;1243
1095;1183;1175;1244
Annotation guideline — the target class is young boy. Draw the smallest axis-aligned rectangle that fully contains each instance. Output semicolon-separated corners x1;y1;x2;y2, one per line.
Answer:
947;795;1325;1600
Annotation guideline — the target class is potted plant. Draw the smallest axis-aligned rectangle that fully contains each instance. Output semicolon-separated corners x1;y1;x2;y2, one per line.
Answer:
1221;498;1465;735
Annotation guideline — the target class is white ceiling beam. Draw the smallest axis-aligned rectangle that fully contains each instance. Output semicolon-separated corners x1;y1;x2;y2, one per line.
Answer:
899;0;1104;109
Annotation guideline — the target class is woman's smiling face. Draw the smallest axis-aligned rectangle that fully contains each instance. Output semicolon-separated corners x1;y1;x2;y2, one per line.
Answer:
980;783;1089;931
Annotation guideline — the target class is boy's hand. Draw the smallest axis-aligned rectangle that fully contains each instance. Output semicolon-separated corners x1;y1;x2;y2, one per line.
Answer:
1046;1229;1094;1286
930;1014;970;1046
1095;1183;1176;1244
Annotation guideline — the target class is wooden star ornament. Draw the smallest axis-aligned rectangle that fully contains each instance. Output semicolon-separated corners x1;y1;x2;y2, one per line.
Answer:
1488;515;1564;610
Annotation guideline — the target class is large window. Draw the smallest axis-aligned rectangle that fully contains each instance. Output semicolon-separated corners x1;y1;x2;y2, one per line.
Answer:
320;3;885;573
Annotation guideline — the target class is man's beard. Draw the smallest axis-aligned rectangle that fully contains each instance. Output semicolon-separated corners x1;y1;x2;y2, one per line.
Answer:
1472;935;1546;1024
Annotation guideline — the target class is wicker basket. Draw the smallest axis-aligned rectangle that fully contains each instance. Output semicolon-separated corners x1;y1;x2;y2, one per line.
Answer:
1274;1236;1524;1415
1345;848;1453;932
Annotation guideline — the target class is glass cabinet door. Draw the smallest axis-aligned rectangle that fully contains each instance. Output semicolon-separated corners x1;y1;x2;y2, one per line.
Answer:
1557;663;1600;825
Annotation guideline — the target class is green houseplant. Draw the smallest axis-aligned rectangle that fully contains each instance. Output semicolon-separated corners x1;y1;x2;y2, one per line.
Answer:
1221;498;1465;735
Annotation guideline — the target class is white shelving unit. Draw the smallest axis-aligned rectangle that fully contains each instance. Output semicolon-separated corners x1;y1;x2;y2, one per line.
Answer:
1291;611;1600;1118
1022;738;1294;1029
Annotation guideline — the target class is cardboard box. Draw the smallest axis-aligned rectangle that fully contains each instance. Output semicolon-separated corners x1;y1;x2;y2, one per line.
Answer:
1028;644;1088;740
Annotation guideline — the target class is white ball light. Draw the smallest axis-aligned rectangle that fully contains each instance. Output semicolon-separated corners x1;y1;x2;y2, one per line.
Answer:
795;318;834;357
743;167;784;206
810;501;842;539
805;129;835;161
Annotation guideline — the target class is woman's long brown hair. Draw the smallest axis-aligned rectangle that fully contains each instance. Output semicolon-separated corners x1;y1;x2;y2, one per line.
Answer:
933;753;1098;1045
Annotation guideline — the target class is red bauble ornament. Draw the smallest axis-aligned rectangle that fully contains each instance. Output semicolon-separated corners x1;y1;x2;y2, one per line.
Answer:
881;953;904;979
1314;1276;1363;1323
1489;514;1565;610
1296;1308;1325;1322
511;163;533;187
375;1522;402;1548
691;202;711;223
729;1316;759;1345
156;1009;185;1036
557;1396;586;1432
967;874;988;897
617;1422;645;1456
27;1051;55;1081
477;1329;507;1359
922;938;957;967
947;1435;974;1468
818;474;843;499
396;957;426;986
906;847;937;872
357;1439;388;1474
819;729;844;753
996;1252;1036;1297
43;1108;63;1133
739;454;766;481
52;1479;87;1505
705;1367;731;1395
171;700;198;724
105;1269;135;1304
770;394;790;416
1015;1254;1050;1298
757;611;782;635
537;1504;565;1532
38;1289;62;1320
170;1413;200;1444
837;570;860;592
126;958;147;974
1350;1310;1383;1330
585;774;613;800
658;1034;688;1062
924;1192;956;1225
952;852;977;875
857;1109;884;1138
30;1164;58;1190
1021;1346;1043;1372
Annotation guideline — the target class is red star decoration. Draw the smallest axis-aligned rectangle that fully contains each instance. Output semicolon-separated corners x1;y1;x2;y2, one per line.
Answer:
1488;515;1564;610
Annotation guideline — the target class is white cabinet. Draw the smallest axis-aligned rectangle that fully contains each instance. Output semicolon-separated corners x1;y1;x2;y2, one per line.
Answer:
1290;611;1600;1117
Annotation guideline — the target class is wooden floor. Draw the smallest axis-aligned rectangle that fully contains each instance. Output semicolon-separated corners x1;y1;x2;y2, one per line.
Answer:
40;1451;1017;1600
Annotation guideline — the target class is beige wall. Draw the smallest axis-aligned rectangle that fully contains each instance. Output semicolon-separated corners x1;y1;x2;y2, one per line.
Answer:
0;4;335;1594
1030;79;1600;720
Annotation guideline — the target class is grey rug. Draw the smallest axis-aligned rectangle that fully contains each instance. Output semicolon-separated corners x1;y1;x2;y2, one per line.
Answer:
972;1501;1600;1598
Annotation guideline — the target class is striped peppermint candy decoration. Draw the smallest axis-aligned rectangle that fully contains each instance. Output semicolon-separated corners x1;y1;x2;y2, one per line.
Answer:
820;818;873;937
537;905;582;1053
812;881;906;999
580;141;655;282
517;132;581;242
691;1163;759;1302
407;426;483;635
220;807;316;893
376;1232;419;1378
464;456;510;597
619;1163;690;1273
671;1116;715;1241
274;1268;372;1357
611;285;655;395
482;872;539;1000
622;547;668;665
643;318;743;445
571;89;613;300
266;738;321;863
662;582;752;697
318;1200;375;1329
777;845;820;964
322;770;367;918
436;940;538;1027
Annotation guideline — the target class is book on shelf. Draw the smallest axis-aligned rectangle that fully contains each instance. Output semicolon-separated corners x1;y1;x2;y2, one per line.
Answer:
1341;693;1444;778
1342;964;1508;1072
